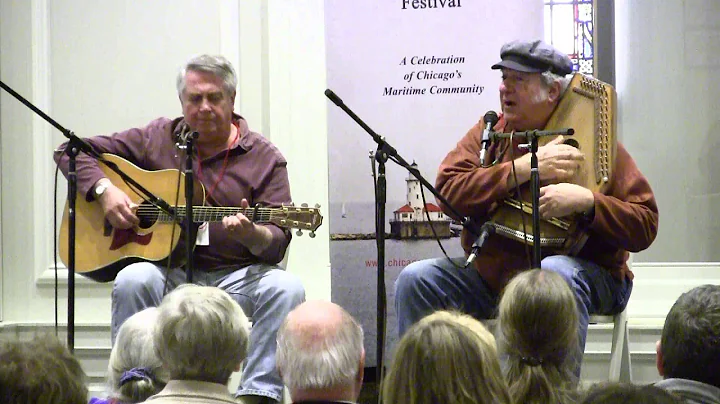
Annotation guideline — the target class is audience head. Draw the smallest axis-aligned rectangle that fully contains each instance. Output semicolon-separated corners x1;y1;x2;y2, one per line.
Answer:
498;268;579;404
108;307;169;402
276;300;365;402
381;310;511;404
154;284;250;384
581;383;682;404
0;334;87;404
657;284;720;387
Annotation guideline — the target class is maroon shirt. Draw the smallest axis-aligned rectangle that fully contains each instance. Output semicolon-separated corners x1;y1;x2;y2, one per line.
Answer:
54;115;291;271
436;115;659;292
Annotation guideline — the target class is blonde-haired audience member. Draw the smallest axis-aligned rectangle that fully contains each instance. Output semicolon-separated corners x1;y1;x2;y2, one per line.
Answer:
499;269;579;404
381;310;511;404
0;335;87;404
90;308;170;404
146;284;250;404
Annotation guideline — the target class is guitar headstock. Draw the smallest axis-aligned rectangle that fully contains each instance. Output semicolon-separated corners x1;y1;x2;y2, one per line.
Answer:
271;203;324;237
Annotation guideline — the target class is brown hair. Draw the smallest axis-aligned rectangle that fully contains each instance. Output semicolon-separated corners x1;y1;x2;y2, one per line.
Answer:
582;382;683;404
0;334;87;404
381;311;511;404
499;269;579;404
660;284;720;387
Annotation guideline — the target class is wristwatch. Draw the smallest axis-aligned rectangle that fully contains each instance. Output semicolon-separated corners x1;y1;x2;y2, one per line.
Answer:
94;181;110;199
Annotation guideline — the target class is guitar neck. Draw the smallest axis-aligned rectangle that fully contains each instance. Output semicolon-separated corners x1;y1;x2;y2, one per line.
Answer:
155;206;277;223
136;203;322;233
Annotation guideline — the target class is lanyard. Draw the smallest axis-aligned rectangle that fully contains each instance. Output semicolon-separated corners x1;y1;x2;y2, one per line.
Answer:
196;122;240;202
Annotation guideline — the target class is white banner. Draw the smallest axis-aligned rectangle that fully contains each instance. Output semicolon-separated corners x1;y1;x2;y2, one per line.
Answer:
325;0;543;366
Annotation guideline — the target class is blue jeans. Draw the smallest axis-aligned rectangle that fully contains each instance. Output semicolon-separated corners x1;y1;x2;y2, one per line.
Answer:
395;255;632;377
112;262;305;402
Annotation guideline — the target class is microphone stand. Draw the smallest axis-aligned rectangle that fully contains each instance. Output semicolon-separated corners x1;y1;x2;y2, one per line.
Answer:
491;128;574;267
0;79;177;351
176;129;199;282
324;89;479;389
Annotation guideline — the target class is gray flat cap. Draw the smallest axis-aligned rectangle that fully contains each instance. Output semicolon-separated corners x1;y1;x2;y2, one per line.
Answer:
491;40;573;76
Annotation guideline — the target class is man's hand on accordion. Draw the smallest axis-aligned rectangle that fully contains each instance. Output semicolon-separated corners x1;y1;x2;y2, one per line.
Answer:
538;183;594;219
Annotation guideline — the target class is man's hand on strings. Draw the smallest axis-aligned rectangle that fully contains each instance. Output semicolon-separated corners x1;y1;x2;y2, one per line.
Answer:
539;183;594;219
98;184;140;230
222;198;255;236
222;198;274;254
535;136;585;183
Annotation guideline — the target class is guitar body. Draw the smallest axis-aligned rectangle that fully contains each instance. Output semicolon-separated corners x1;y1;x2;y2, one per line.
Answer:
59;154;200;282
59;154;323;283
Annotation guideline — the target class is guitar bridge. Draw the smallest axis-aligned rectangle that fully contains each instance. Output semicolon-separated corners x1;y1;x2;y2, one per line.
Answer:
103;219;113;237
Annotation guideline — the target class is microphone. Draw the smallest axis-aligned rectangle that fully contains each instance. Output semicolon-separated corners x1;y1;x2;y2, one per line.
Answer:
174;121;189;138
479;111;499;166
324;89;345;107
174;122;197;144
465;222;496;267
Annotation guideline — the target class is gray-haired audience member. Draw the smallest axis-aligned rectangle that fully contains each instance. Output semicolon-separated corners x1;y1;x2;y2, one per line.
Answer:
582;383;683;404
654;284;720;404
276;300;365;404
0;335;87;404
146;284;250;404
91;307;170;404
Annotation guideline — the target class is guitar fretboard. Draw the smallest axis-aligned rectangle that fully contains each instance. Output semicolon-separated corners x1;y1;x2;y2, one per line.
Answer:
137;206;278;223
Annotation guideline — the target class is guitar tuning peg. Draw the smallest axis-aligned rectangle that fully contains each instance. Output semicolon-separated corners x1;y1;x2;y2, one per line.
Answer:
301;203;308;208
296;229;303;236
309;231;316;238
315;203;321;209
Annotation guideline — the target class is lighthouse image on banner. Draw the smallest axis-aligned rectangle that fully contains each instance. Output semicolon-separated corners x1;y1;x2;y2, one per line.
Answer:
390;162;452;239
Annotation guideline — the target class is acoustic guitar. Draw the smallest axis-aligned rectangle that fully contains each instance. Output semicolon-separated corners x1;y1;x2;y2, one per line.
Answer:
59;154;323;282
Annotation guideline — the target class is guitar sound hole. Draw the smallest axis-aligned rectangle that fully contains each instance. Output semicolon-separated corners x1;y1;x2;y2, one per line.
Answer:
137;202;159;230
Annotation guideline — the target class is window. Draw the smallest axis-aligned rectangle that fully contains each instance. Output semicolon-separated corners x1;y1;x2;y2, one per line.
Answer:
544;0;594;76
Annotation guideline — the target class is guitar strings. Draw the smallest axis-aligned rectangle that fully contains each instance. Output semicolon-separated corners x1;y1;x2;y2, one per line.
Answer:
132;206;315;222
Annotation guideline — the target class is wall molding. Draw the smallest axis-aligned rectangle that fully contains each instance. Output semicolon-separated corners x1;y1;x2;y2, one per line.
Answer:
37;265;109;287
37;260;720;287
31;0;58;280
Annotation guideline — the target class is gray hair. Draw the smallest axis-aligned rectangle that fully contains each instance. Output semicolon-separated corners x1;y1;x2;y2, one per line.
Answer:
276;304;364;391
153;285;250;384
108;307;169;403
540;70;571;96
176;54;237;96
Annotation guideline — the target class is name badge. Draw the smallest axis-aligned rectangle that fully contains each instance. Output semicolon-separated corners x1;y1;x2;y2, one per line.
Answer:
196;222;210;246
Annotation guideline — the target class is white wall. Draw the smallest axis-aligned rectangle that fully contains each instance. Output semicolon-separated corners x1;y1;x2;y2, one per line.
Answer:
616;0;720;264
0;0;329;325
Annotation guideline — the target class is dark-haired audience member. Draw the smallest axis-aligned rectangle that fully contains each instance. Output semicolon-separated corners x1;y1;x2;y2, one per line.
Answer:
381;310;511;404
498;269;579;404
90;307;170;404
276;300;365;404
146;284;250;404
582;383;683;404
0;335;88;404
654;284;720;404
